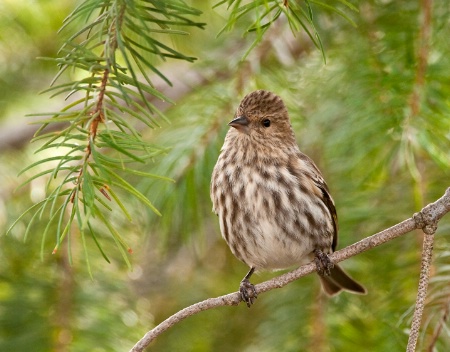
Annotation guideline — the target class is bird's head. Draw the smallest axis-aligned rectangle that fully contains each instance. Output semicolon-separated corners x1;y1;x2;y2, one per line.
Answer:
229;90;296;145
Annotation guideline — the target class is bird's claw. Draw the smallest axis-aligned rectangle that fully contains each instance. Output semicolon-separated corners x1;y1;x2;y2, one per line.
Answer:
314;249;334;276
240;278;257;308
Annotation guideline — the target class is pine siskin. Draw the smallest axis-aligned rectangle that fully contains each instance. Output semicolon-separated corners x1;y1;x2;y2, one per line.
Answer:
210;90;366;307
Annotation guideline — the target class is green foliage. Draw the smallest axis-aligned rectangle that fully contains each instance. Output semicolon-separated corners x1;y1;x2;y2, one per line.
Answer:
7;0;206;264
6;0;358;263
215;0;358;59
1;0;450;351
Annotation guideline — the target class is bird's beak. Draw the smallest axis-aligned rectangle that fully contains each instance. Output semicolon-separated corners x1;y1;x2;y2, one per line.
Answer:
228;115;249;134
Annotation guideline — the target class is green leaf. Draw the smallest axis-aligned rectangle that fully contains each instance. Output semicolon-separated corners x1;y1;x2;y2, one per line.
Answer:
55;189;76;248
95;208;132;269
18;155;83;176
82;166;96;209
111;168;174;183
309;0;357;27
87;221;111;263
105;187;133;222
16;167;76;191
103;168;162;216
80;225;93;279
97;133;147;163
6;200;47;236
40;202;66;260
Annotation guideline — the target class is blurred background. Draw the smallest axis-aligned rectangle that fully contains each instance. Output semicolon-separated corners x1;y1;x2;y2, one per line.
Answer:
1;0;449;351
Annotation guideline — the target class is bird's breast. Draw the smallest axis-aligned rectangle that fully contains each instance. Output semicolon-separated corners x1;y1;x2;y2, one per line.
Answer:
211;150;333;270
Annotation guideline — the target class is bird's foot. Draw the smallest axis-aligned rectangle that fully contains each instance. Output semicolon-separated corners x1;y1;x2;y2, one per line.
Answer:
239;278;257;308
314;249;334;276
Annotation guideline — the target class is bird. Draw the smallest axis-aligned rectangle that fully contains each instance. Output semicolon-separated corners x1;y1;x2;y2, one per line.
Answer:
210;90;366;307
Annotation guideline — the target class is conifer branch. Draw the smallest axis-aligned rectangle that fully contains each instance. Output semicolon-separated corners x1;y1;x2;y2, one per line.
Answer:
71;68;109;203
9;0;205;260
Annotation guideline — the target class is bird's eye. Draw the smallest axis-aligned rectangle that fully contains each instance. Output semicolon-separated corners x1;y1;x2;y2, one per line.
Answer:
262;119;271;128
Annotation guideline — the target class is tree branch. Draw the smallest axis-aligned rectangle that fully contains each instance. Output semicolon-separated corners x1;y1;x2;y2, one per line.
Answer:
130;187;450;352
407;232;434;352
70;68;109;204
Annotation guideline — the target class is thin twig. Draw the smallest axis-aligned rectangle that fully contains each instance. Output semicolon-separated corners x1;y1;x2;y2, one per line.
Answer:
70;68;109;203
130;188;450;352
407;0;432;120
70;3;126;203
407;233;435;352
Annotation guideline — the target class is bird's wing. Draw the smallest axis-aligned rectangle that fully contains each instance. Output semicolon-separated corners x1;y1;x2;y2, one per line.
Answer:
297;153;339;252
314;180;338;252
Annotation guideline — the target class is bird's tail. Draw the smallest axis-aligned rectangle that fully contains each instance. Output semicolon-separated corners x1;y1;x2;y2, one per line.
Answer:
319;264;366;296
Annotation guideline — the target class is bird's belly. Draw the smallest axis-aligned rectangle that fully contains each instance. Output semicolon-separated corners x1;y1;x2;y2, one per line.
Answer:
238;219;315;271
214;162;334;271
